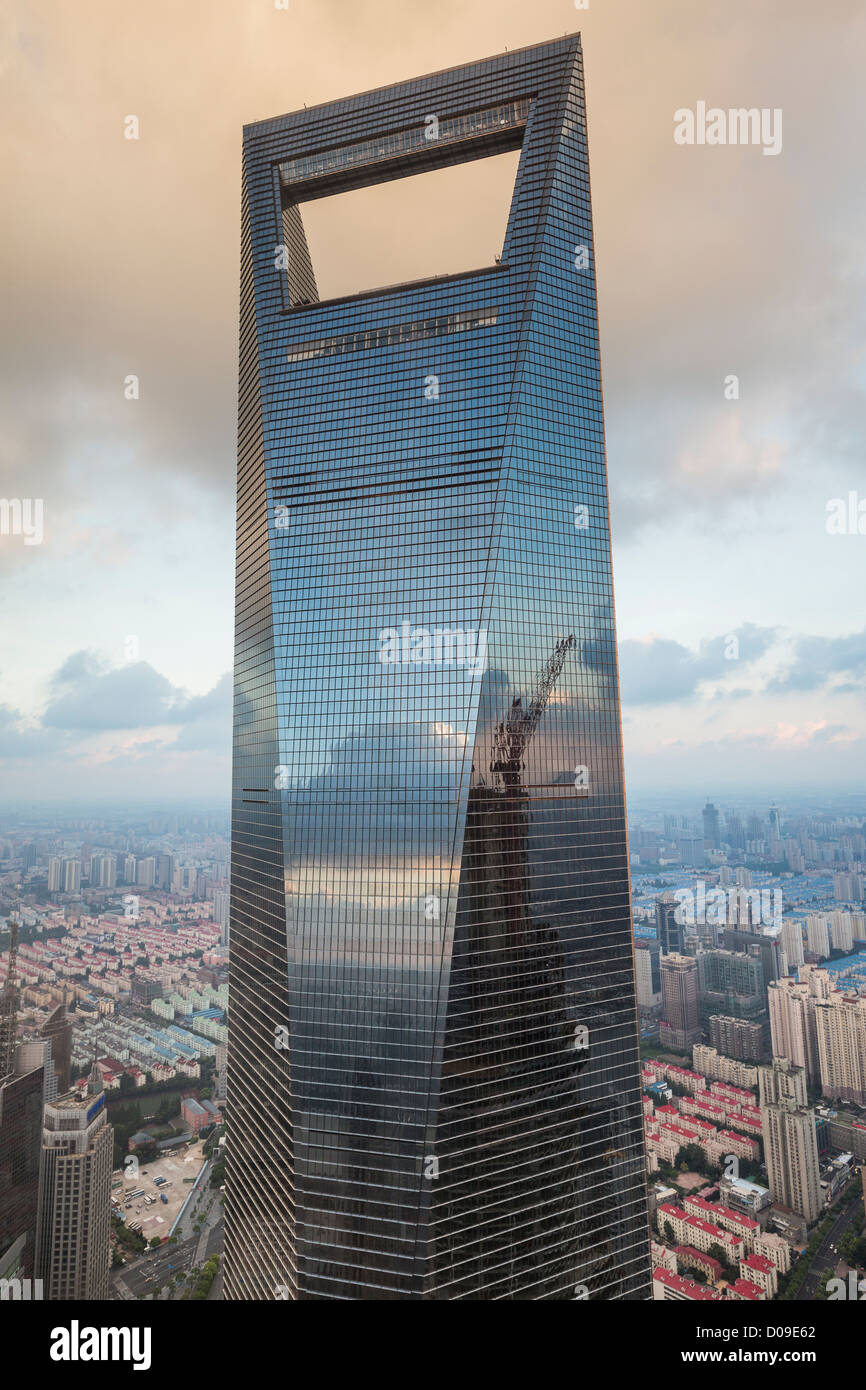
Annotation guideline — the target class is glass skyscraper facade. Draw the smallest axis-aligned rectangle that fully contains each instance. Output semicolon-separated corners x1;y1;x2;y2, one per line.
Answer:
226;34;650;1300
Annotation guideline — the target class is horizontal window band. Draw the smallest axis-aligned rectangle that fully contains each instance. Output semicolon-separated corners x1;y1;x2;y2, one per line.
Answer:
286;308;499;362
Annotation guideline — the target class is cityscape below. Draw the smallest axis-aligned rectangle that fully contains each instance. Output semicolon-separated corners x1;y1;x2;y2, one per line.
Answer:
1;792;864;1304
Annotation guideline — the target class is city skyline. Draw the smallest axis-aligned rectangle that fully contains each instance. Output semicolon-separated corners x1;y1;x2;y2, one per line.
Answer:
0;0;865;1328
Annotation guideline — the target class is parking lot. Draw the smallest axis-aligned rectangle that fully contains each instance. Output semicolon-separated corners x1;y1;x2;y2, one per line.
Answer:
113;1138;208;1241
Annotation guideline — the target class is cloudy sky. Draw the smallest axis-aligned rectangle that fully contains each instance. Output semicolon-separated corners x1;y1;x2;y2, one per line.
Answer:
1;0;864;803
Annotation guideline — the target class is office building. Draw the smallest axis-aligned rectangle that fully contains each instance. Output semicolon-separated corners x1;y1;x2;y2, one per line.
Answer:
758;1059;821;1226
678;831;705;869
225;37;649;1301
659;955;701;1052
655;893;683;956
635;938;662;1011
697;949;765;1028
0;1049;45;1283
156;853;175;891
35;1067;113;1300
702;802;720;851
0;929;44;1283
721;929;782;988
40;1007;72;1096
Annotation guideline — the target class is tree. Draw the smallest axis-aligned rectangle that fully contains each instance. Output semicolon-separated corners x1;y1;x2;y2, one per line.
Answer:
663;1221;675;1244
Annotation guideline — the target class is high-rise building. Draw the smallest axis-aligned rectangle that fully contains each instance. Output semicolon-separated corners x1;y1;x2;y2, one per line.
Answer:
833;872;863;904
721;928;782;989
156;853;175;891
708;1014;764;1063
635;938;662;1011
122;854;137;885
60;858;81;895
678;831;705;869
47;856;62;893
213;890;230;947
702;801;721;851
697;949;765;1028
805;914;831;960
0;920;21;1084
35;1066;113;1300
659;954;701;1052
0;1046;45;1282
40;1006;72;1096
768;966;829;1085
828;911;854;954
89;853;117;890
226;37;649;1301
780;918;805;973
758;1059;821;1225
655;893;683;955
814;991;866;1106
136;857;156;888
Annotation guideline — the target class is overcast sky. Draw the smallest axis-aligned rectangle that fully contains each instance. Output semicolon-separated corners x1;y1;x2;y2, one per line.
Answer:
1;0;864;803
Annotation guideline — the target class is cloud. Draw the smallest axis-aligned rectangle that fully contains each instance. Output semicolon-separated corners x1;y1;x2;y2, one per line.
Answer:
42;654;187;730
767;629;866;694
619;623;777;705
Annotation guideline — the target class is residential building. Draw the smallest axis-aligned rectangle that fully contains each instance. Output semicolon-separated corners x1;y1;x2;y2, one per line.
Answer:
759;1059;822;1225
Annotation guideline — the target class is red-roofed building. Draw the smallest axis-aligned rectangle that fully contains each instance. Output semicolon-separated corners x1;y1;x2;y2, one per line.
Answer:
685;1194;759;1247
674;1245;723;1284
740;1252;778;1297
727;1277;765;1301
656;1204;744;1261
652;1267;725;1301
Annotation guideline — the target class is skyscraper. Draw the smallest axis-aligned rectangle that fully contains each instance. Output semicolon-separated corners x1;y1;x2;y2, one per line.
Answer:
35;1067;113;1301
702;801;721;851
0;1049;45;1284
658;954;701;1053
655;893;684;955
226;36;649;1301
634;938;662;1011
40;1006;72;1097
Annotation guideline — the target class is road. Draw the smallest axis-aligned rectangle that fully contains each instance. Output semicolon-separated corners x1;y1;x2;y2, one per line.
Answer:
797;1192;863;1300
111;1189;225;1300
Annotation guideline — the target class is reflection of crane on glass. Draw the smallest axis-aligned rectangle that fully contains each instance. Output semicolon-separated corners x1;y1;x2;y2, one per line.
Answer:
488;635;575;792
430;635;593;1297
